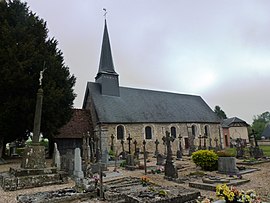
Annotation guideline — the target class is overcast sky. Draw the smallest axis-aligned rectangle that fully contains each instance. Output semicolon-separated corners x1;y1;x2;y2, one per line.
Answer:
24;0;270;124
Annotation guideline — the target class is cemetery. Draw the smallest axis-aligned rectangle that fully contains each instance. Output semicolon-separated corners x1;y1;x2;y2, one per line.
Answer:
1;132;270;202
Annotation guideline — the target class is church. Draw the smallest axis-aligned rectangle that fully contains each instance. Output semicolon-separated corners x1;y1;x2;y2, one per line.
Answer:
82;20;222;156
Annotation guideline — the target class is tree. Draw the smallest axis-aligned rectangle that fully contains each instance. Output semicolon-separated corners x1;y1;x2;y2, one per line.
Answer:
0;0;76;157
251;111;270;139
214;105;227;120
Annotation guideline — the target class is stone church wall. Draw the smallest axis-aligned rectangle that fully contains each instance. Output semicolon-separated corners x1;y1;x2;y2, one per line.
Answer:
103;123;221;155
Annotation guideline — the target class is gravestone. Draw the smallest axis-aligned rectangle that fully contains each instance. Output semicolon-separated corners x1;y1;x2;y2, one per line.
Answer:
188;128;196;155
156;153;165;165
53;143;61;170
61;149;74;175
163;131;178;179
208;137;213;150
127;134;132;154
133;140;139;159
218;157;239;175
110;134;115;152
214;137;220;152
154;139;159;157
235;138;244;159
202;134;207;150
143;140;147;174
176;134;182;160
73;148;84;179
120;139;127;160
125;154;136;171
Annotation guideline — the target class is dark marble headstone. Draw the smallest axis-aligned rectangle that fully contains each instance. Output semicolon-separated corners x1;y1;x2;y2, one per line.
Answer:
218;157;239;175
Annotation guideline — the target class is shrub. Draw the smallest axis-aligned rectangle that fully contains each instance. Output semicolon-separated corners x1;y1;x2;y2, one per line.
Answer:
191;150;218;171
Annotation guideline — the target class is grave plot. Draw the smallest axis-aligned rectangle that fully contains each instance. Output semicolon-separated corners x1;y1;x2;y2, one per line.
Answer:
189;175;250;191
104;177;200;203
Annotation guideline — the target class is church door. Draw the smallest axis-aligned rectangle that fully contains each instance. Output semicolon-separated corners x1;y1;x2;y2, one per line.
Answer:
184;138;189;149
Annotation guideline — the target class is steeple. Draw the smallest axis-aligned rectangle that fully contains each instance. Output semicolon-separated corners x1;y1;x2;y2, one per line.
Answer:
95;19;120;97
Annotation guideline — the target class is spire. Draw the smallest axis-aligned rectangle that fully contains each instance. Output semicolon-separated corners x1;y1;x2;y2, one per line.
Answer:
95;19;120;97
97;19;116;75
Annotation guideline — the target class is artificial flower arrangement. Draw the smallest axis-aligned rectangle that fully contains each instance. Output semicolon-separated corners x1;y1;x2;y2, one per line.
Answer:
141;176;150;186
216;184;261;203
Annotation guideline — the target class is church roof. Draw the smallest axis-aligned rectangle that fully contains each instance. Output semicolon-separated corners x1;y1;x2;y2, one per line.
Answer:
55;109;93;139
85;82;221;124
221;117;249;128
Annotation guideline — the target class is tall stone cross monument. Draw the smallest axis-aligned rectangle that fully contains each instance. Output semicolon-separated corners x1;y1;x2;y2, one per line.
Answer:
21;69;46;169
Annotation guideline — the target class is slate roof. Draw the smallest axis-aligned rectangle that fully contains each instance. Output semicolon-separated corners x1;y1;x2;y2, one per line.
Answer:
221;117;249;128
262;125;270;138
54;109;93;139
85;82;220;124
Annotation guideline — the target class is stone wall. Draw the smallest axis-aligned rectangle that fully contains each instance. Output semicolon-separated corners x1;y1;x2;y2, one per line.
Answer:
229;126;249;143
102;123;221;155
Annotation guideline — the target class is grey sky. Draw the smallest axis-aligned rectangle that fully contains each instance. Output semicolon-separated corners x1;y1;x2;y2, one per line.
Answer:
24;0;270;124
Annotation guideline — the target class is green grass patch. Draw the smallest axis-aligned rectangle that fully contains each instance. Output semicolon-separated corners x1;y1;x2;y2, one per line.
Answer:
224;145;270;157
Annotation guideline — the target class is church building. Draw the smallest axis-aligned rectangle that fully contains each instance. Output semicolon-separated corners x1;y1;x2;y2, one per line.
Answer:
82;20;222;156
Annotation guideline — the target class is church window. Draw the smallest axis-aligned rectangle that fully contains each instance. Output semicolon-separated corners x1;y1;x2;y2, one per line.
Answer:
204;125;210;137
171;127;176;139
117;125;124;140
145;126;152;139
191;125;197;136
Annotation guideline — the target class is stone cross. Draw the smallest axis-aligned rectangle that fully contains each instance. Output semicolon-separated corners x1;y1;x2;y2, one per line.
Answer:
154;139;159;157
209;137;212;149
188;127;196;155
143;139;147;175
133;140;139;159
214;137;219;152
121;139;125;153
127;134;132;154
203;134;207;150
163;131;178;178
110;134;115;151
198;135;203;150
162;136;167;155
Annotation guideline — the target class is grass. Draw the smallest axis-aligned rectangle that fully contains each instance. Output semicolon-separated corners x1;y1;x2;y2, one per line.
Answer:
223;145;270;157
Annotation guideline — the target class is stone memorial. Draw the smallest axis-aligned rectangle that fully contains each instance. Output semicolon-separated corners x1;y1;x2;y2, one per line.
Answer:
125;154;136;171
0;71;67;191
119;139;127;159
156;153;165;165
218;156;239;175
53;143;61;170
198;135;203;150
163;131;178;179
133;140;139;159
154;139;159;157
176;134;182;160
73;148;84;179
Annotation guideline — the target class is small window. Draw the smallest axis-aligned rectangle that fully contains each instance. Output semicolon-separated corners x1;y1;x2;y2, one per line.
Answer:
145;126;152;139
171;127;176;139
204;125;210;137
117;125;124;140
191;125;197;136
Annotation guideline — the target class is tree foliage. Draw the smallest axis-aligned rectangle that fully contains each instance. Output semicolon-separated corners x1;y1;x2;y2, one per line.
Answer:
0;0;76;154
214;105;227;120
251;111;270;139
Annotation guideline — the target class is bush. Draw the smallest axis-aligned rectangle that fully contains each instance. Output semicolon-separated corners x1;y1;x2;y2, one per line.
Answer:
191;150;218;171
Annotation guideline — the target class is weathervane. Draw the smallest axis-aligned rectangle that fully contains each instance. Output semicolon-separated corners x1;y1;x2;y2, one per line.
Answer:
103;8;107;19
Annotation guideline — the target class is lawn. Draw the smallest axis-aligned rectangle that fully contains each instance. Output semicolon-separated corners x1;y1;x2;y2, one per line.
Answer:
224;145;270;157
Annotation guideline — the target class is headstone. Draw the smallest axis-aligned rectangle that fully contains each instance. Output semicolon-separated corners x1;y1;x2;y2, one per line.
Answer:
163;131;178;179
110;134;115;152
73;148;84;179
218;157;239;175
235;138;244;158
143;140;147;175
188;128;196;155
154;139;159;157
61;150;74;175
156;153;165;165
120;139;127;159
176;134;182;160
53;143;61;170
125;154;136;171
133;140;139;159
208;137;213;150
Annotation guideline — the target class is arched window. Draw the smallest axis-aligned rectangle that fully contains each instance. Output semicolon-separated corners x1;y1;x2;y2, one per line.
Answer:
117;125;124;140
171;127;176;139
204;125;210;137
145;126;152;139
191;125;197;136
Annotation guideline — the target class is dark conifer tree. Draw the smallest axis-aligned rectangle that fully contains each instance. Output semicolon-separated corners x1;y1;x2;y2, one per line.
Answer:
0;0;76;157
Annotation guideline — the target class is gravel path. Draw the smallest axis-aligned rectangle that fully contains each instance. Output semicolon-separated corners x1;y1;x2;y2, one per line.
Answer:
1;158;270;202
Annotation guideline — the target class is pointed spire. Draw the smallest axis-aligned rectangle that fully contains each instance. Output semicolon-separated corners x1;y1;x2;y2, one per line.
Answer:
97;19;116;75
